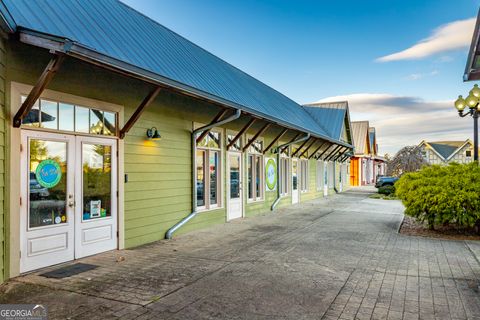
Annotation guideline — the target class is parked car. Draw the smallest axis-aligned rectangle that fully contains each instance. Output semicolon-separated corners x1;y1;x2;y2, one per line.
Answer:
29;179;50;199
375;176;399;188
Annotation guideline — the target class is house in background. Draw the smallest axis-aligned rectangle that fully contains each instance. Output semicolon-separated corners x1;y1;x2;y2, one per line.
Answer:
349;121;386;186
418;140;474;165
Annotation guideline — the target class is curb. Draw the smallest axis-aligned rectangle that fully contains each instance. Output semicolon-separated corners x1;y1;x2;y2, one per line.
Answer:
396;215;405;234
465;241;480;265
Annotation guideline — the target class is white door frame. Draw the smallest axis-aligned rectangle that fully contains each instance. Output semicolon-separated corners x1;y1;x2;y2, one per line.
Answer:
20;131;118;272
75;135;118;258
226;151;243;221
292;158;299;204
20;131;76;273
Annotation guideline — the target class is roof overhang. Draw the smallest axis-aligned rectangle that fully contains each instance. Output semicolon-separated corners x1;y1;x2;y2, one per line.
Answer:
464;9;480;81
17;28;353;149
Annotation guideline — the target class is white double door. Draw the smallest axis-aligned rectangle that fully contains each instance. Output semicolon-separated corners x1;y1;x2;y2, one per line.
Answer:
227;152;243;221
20;131;117;273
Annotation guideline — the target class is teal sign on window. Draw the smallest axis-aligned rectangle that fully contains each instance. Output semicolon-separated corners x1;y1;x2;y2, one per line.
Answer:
35;159;62;188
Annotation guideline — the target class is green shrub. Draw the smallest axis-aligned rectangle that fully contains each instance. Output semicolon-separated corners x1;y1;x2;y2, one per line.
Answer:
395;163;480;230
378;185;395;195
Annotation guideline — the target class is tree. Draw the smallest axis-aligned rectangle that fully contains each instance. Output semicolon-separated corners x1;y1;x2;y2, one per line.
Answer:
387;146;427;177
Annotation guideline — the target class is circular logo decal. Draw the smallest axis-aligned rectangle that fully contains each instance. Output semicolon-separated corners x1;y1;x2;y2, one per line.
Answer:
35;159;62;188
265;158;277;191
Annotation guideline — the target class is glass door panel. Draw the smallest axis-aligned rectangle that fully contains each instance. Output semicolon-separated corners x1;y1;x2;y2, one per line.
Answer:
28;139;68;228
292;160;298;191
81;144;112;221
229;155;240;199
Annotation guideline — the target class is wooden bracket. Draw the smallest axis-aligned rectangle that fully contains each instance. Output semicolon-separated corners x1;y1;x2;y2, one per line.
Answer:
324;145;343;161
298;138;317;158
196;109;229;144
263;128;288;155
119;87;161;139
226;118;256;150
13;54;65;127
308;141;327;159
280;133;300;154
332;148;348;161
243;123;270;152
316;143;334;160
291;137;311;158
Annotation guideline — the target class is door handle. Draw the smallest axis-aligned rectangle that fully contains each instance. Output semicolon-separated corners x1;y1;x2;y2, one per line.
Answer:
68;194;74;208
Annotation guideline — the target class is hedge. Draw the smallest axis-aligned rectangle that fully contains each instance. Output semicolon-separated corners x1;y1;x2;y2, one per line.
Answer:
395;163;480;230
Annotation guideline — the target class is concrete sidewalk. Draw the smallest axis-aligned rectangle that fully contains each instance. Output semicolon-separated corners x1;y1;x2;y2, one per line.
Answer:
1;189;479;319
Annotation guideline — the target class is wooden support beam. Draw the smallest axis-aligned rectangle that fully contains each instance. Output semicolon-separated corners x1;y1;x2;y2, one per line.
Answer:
325;145;342;161
196;108;229;144
298;138;317;158
280;133;300;154
226;118;256;150
291;137;311;158
332;147;348;161
243;122;271;152
316;143;334;160
340;153;351;162
308;141;327;159
263;128;288;154
91;109;116;134
13;54;65;127
119;87;162;138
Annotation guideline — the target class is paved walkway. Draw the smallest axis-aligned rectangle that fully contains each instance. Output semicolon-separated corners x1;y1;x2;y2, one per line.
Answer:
1;188;480;319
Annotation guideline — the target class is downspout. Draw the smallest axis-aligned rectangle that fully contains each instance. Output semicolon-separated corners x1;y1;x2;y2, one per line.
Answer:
165;109;241;239
270;133;310;211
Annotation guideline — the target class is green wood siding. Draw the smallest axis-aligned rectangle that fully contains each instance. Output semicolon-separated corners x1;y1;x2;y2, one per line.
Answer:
3;43;347;280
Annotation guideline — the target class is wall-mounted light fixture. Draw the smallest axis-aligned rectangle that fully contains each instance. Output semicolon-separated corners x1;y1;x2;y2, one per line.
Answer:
146;127;161;140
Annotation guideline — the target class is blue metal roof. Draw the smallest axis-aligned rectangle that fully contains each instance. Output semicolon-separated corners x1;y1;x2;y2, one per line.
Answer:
368;130;375;153
302;101;351;143
1;0;350;146
428;141;465;160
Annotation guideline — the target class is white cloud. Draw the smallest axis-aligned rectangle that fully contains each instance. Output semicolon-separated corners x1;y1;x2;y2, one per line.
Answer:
405;69;439;81
316;93;469;156
376;17;475;62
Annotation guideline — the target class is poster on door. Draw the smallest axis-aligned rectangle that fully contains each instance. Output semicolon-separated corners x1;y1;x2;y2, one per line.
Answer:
265;158;276;191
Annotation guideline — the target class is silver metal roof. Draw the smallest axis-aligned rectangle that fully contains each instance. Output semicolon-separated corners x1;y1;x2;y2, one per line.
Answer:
302;101;353;144
0;0;352;147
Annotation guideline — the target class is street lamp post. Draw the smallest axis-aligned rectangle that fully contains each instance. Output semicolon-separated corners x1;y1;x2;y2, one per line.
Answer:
454;84;480;162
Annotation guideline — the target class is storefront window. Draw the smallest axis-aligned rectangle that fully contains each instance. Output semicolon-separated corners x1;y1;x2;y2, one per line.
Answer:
300;160;308;192
316;160;324;191
248;154;263;201
21;96;117;136
196;150;205;207
280;157;289;196
196;130;222;209
227;134;241;151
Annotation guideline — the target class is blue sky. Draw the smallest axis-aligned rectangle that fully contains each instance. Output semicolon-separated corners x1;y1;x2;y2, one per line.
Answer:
122;0;479;154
